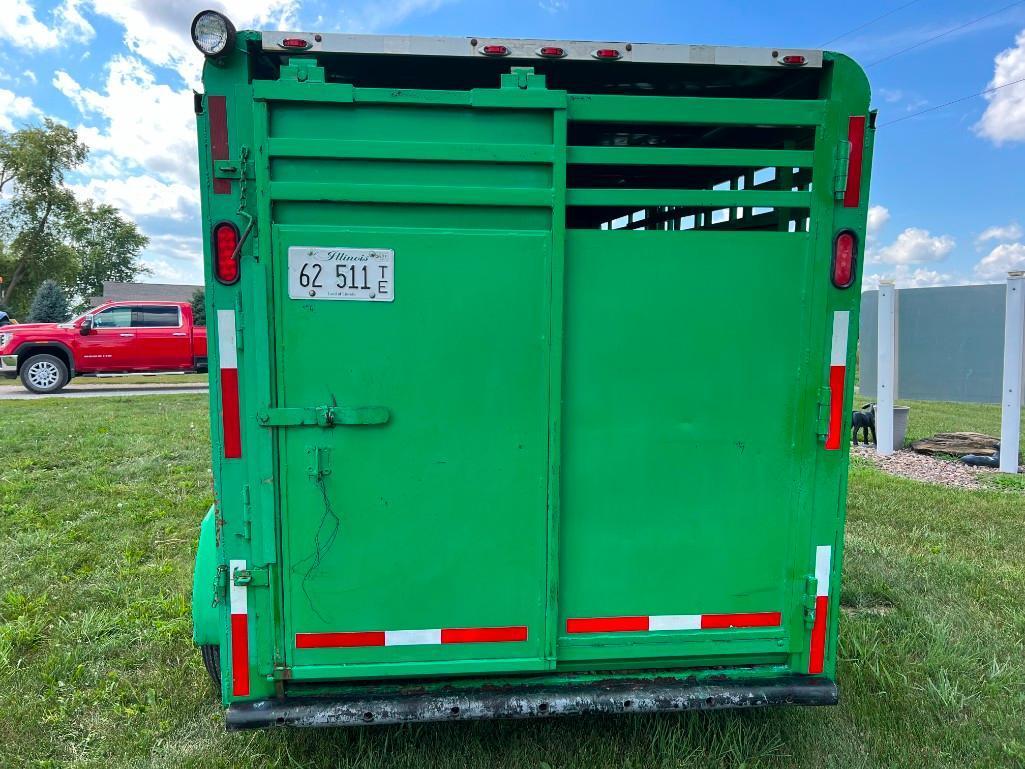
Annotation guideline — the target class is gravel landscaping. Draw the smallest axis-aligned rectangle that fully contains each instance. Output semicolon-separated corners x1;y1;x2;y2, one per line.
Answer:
851;444;1023;489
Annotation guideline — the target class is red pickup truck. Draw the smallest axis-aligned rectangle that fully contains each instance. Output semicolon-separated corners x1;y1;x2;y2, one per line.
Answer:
0;301;207;394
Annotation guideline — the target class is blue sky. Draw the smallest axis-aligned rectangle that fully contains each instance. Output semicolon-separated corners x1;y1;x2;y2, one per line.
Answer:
1;0;1024;288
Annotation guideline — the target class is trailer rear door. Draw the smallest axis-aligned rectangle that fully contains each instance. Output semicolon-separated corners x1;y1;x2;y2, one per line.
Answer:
263;91;556;679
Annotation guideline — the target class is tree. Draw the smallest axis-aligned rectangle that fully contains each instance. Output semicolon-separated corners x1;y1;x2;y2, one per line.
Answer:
68;200;149;306
0;121;148;316
0;120;85;315
27;280;70;323
190;288;206;327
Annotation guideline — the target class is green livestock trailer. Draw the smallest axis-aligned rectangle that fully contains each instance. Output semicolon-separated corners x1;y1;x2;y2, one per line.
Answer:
189;11;875;729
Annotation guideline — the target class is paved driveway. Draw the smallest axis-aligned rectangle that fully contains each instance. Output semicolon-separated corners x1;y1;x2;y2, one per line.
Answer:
0;382;208;400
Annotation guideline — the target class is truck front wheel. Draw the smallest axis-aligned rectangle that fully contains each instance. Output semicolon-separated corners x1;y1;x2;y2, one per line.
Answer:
20;354;69;394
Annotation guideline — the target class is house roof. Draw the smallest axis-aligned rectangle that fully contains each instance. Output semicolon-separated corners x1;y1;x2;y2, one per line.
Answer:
90;282;203;306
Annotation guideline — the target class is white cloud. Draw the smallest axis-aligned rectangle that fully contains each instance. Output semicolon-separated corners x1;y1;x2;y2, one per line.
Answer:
539;0;569;12
867;204;890;238
976;222;1023;246
0;0;53;45
21;70;37;85
976;29;1025;144
140;232;203;284
88;0;299;86
862;266;962;291
0;88;41;131
55;0;94;43
53;56;197;185
975;242;1025;280
0;0;94;49
70;175;198;221
868;227;956;265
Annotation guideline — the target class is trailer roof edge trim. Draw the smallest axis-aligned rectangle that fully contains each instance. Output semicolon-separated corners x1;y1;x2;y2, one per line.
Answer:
260;33;824;68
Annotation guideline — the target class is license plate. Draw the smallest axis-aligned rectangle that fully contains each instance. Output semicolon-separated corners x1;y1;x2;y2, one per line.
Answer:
288;247;394;302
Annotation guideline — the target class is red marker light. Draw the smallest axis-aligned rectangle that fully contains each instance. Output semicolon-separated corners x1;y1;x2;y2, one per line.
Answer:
593;48;622;60
537;46;566;58
281;38;310;49
480;44;510;56
213;222;240;284
832;230;857;289
781;54;807;66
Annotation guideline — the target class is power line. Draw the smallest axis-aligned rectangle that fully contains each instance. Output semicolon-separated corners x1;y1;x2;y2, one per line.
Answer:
867;0;1025;66
821;0;929;47
877;76;1025;126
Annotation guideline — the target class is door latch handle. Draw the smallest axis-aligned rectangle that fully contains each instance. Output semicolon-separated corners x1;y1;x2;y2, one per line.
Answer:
257;405;391;427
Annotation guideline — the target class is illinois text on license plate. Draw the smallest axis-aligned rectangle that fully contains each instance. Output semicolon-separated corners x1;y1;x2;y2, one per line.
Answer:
288;247;394;302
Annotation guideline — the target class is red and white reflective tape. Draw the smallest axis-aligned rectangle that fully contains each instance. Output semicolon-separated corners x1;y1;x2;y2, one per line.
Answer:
566;611;782;634
229;559;250;697
217;309;241;459
825;310;850;451
809;545;831;674
296;625;529;649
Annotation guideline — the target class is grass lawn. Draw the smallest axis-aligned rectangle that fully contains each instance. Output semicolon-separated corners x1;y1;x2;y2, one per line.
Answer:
0;373;208;386
854;391;1013;446
1;395;1024;768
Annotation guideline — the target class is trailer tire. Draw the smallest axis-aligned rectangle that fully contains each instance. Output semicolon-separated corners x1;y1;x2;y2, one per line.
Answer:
201;644;221;688
20;353;69;394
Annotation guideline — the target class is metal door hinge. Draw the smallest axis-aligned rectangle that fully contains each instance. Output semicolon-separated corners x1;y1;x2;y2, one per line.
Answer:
238;484;252;541
257;405;391;427
213;563;229;605
833;139;850;199
803;576;819;629
816;385;831;440
233;565;269;588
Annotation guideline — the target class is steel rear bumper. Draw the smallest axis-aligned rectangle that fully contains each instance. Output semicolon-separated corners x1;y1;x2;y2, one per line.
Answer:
225;675;837;730
0;355;17;377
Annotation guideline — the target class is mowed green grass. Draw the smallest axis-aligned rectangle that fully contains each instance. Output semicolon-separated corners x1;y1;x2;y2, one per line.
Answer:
1;395;1024;768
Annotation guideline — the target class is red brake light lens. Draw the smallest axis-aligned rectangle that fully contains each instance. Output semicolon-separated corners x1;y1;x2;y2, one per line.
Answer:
832;230;857;289
281;37;310;49
781;54;807;66
537;46;566;58
481;44;510;57
593;48;621;60
213;222;240;284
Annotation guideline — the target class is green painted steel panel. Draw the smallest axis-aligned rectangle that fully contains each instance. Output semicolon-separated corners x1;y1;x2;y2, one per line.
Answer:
558;230;811;663
274;227;552;674
566;94;827;125
193;31;874;711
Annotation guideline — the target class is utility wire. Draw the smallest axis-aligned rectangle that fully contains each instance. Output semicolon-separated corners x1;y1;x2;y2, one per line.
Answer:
867;0;1025;66
821;0;929;47
877;76;1025;126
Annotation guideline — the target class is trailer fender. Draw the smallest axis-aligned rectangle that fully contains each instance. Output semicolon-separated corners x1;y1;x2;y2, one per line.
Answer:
191;506;219;647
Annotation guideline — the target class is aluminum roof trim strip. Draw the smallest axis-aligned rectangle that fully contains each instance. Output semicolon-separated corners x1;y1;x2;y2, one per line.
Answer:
261;33;824;68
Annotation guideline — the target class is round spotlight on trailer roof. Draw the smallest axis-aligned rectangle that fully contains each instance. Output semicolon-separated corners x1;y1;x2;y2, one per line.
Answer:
191;10;236;58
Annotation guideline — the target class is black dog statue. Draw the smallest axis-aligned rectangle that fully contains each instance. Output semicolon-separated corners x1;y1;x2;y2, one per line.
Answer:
851;403;876;446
